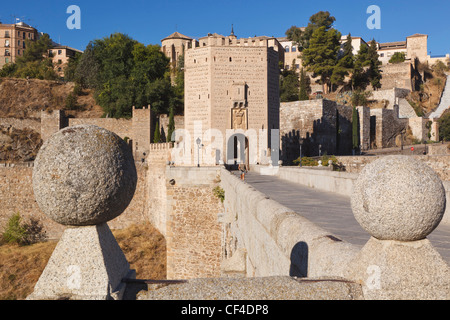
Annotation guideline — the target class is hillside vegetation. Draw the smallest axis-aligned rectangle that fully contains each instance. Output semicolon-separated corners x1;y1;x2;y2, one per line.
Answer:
0;223;166;300
0;78;103;119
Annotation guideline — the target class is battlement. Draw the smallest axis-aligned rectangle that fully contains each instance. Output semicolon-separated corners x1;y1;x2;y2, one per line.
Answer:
187;34;281;52
149;142;173;151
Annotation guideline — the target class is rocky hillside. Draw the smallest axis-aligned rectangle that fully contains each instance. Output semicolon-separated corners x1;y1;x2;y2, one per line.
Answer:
0;78;104;162
0;126;42;162
0;78;103;119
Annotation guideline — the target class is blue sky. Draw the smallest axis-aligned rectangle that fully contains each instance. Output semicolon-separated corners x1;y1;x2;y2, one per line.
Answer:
1;0;449;57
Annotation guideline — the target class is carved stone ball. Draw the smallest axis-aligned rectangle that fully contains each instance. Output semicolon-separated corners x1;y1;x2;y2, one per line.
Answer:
33;125;137;226
351;155;446;241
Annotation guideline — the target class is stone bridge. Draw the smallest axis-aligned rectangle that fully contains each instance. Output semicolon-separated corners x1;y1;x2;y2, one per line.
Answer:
27;125;450;300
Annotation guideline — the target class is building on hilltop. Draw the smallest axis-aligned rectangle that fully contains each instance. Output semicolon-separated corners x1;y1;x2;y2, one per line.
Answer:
49;44;83;78
0;21;38;69
161;31;193;70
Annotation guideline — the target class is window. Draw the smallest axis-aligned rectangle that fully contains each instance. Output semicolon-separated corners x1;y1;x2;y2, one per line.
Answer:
5;49;10;56
295;64;300;70
5;40;9;47
18;50;21;55
58;50;62;55
292;46;297;52
285;46;290;53
229;57;232;62
5;58;9;63
5;31;10;38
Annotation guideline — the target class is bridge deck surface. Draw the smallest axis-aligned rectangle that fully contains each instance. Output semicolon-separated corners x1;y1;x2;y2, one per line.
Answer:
235;171;450;264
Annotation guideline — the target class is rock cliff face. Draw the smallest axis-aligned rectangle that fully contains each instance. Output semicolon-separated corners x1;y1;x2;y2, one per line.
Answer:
0;78;103;162
0;126;42;162
0;77;102;119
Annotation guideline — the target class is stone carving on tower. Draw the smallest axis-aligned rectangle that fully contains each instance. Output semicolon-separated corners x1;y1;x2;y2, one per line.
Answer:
231;81;248;130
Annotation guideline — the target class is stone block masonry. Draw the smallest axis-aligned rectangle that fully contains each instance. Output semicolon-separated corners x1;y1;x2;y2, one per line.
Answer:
0;162;150;239
165;167;223;280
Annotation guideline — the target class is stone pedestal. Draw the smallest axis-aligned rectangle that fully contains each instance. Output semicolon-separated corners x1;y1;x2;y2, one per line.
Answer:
346;155;450;300
344;237;450;300
28;125;138;300
28;223;135;300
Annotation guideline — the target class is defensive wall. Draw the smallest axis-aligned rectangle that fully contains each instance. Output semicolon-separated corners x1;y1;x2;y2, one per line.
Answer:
0;161;150;240
280;99;439;165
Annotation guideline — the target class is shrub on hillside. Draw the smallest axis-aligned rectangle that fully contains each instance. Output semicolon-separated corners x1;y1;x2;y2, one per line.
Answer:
1;213;47;246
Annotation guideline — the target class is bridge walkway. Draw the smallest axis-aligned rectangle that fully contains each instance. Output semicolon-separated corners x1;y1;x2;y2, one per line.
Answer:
233;171;450;264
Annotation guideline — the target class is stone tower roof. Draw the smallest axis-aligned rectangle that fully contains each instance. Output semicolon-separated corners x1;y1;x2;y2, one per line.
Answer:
407;33;428;38
162;32;192;42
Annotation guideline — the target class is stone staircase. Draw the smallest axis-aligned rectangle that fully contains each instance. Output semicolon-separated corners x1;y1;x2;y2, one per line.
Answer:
429;74;450;119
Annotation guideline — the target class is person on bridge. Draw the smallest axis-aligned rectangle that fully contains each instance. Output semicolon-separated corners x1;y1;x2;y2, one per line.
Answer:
238;163;247;181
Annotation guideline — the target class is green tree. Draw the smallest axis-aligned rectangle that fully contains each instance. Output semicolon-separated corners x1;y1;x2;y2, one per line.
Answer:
298;68;310;100
2;213;27;245
286;11;336;51
0;33;57;80
389;52;406;64
171;53;185;115
64;51;82;82
75;33;171;118
331;33;354;88
439;112;450;141
167;107;176;143
302;26;341;94
351;90;371;107
154;121;161;143
367;40;382;90
280;62;300;102
352;44;371;90
65;92;78;110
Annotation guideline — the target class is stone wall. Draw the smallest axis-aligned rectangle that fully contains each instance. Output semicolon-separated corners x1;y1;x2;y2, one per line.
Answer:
335;155;450;182
370;107;408;149
159;114;185;142
380;62;413;90
0;162;150;239
0;163;64;239
165;167;223;280
0;118;41;133
220;167;360;278
68;118;132;141
280;100;354;164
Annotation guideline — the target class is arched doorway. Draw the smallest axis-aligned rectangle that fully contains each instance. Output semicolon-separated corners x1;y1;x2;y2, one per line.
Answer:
226;133;249;167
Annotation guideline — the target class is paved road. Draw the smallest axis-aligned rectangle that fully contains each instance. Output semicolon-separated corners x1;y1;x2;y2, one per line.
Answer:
234;171;450;264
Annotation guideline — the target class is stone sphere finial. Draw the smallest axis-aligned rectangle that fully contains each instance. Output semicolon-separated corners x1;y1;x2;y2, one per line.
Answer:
351;155;446;241
33;125;137;226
